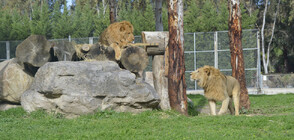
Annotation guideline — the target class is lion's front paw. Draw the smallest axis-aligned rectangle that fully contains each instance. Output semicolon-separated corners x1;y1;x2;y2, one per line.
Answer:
115;51;121;60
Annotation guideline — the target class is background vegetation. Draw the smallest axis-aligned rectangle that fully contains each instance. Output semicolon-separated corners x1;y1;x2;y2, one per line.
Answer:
1;94;294;139
0;0;293;73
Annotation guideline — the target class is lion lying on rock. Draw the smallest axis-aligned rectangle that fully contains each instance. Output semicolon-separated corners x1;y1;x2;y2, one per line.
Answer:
99;21;135;60
190;65;240;116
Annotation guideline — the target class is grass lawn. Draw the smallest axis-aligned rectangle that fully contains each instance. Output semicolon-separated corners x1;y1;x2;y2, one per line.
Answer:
1;94;294;140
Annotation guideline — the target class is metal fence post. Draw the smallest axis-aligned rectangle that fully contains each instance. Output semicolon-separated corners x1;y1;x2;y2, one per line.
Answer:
69;35;71;42
89;37;94;44
257;31;262;92
193;32;197;90
214;32;218;69
6;41;10;60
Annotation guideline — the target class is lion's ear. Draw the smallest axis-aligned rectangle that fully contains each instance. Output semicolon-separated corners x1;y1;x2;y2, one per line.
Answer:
204;68;211;76
120;26;126;31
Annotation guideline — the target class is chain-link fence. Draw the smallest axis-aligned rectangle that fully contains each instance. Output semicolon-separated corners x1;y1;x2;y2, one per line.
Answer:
184;29;261;90
0;30;261;90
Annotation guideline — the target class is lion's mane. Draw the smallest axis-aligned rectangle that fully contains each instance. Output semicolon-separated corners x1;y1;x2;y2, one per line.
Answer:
191;65;239;101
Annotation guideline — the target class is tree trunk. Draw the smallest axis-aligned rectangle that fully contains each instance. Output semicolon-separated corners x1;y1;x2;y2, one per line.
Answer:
261;0;269;74
266;0;281;73
155;0;163;31
282;46;289;73
167;0;188;115
228;0;250;110
109;0;116;23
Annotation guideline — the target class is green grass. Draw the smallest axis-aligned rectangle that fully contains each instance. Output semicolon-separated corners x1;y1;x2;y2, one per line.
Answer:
1;94;294;140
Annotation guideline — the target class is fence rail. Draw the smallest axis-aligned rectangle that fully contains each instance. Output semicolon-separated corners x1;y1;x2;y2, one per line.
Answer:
0;29;261;90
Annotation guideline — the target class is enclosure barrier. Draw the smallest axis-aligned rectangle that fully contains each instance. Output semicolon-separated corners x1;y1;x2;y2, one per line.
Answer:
0;30;261;91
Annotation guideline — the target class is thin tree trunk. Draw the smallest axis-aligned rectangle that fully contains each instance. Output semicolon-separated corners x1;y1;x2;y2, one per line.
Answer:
283;46;289;73
167;0;188;115
103;0;107;15
155;0;163;31
261;0;269;74
228;0;250;110
109;0;116;23
266;0;280;73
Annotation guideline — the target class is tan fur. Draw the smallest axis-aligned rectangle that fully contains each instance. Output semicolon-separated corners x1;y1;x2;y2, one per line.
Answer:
74;44;93;60
190;65;240;116
99;21;135;60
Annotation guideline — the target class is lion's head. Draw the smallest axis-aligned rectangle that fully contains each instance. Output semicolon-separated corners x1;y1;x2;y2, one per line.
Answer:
190;65;223;88
118;21;134;45
99;21;134;48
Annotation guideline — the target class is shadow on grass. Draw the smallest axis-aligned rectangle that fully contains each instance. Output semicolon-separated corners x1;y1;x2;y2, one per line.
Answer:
187;94;207;116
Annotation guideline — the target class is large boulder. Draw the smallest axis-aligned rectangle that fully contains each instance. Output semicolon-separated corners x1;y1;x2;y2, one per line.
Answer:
0;59;34;103
21;61;160;117
0;101;21;111
15;35;52;75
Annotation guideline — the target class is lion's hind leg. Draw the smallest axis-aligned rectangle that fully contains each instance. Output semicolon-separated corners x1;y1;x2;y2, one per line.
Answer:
233;93;240;116
232;86;240;116
228;98;234;115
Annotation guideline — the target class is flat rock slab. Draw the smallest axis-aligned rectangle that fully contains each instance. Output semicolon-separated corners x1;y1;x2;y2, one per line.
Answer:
21;61;160;117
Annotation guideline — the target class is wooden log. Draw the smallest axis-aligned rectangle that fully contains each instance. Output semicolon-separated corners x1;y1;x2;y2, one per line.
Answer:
127;43;163;56
84;43;116;61
81;45;90;53
121;46;149;73
146;45;165;56
141;31;170;110
127;43;159;47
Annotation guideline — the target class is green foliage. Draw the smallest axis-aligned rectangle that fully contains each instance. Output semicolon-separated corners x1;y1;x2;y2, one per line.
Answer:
71;1;95;38
162;3;169;31
0;10;12;41
1;94;294;139
51;0;62;38
10;10;31;40
0;0;261;41
118;0;155;35
184;0;258;32
30;0;51;37
93;5;110;37
241;3;259;29
51;0;72;39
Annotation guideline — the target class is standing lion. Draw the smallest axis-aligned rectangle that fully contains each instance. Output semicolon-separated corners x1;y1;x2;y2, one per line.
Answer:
99;21;135;60
190;65;240;116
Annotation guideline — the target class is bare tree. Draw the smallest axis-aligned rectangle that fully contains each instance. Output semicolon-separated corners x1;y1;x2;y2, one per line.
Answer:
167;0;188;115
109;0;116;23
228;0;250;110
261;0;281;74
261;0;269;74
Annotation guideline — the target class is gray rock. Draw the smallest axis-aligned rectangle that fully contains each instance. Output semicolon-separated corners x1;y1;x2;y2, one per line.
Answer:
51;40;76;61
21;61;160;117
0;59;34;103
0;101;21;111
15;35;52;68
